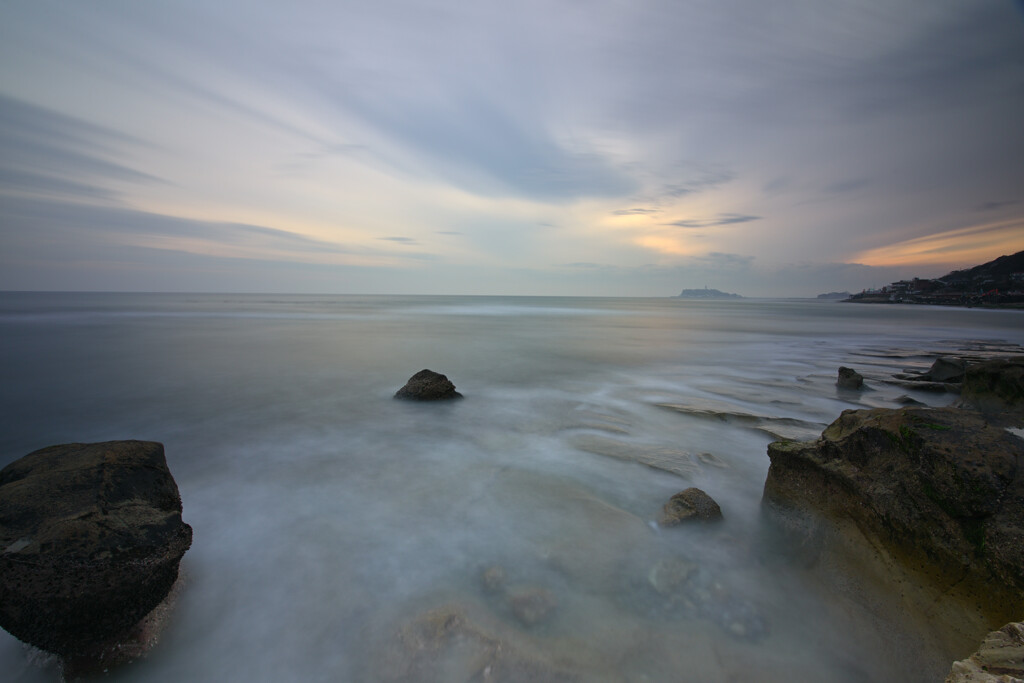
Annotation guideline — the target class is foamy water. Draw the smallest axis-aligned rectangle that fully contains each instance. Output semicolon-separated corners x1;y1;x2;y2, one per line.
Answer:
1;293;1021;682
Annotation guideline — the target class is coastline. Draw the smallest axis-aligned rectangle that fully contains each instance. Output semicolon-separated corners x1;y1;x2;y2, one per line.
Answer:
844;297;1024;310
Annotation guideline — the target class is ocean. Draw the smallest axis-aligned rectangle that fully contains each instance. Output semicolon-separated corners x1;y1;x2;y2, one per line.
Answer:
1;293;1022;682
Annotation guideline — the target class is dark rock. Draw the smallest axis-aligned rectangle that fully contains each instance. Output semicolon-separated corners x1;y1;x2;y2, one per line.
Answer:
961;358;1024;421
895;394;927;406
0;441;192;657
837;366;864;389
394;369;463;401
920;357;967;383
763;407;1024;627
658;488;723;526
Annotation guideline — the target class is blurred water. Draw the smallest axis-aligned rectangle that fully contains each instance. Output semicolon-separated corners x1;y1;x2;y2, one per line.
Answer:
1;293;1021;682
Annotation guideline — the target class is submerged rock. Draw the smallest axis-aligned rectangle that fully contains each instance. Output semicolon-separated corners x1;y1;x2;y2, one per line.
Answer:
946;621;1024;682
837;366;864;389
508;587;557;627
0;441;192;658
763;406;1024;629
394;369;463;401
642;557;768;640
480;565;507;595
376;603;590;682
657;488;723;526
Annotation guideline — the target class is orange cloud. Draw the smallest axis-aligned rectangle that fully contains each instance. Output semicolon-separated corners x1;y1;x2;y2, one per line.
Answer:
634;234;696;256
852;217;1024;268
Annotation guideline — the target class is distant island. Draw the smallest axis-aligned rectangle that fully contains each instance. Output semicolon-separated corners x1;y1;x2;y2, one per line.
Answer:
816;291;851;300
846;249;1024;308
676;287;742;300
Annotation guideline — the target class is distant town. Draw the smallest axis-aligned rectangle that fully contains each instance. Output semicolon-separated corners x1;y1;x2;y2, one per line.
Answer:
844;250;1024;308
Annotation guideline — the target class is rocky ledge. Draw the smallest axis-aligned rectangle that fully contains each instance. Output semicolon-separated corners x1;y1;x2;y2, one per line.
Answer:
764;406;1023;627
0;441;192;660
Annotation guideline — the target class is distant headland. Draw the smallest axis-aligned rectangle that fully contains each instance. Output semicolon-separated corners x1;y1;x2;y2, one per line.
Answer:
676;287;742;300
846;250;1024;308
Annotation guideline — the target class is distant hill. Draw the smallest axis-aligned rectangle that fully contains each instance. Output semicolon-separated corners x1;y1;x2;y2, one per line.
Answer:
677;288;741;299
846;249;1024;307
939;250;1024;285
816;291;851;300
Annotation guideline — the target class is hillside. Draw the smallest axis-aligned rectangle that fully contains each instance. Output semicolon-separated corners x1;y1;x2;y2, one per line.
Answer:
847;250;1024;307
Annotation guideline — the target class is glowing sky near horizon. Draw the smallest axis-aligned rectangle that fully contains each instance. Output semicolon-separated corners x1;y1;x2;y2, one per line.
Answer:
1;0;1023;296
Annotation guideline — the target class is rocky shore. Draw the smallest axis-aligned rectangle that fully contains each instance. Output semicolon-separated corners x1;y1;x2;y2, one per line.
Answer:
763;358;1024;678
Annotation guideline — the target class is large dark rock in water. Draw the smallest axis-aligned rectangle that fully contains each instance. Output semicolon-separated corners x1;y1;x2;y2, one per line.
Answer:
0;441;192;657
394;369;463;401
920;357;968;383
961;358;1024;419
836;366;864;389
763;407;1024;634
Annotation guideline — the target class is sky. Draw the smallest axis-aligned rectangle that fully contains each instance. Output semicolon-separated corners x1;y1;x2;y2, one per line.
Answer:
1;0;1023;297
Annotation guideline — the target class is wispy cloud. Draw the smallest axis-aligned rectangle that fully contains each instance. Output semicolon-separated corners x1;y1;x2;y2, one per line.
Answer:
611;207;660;216
977;200;1019;212
693;252;755;268
668;214;762;229
853;218;1024;268
0;94;166;203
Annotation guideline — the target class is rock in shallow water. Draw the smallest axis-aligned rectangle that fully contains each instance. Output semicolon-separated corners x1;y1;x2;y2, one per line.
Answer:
836;366;864;389
961;358;1024;419
394;369;464;401
0;441;192;657
657;488;723;526
763;406;1024;627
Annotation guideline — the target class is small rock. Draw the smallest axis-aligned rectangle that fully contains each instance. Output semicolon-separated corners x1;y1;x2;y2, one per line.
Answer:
837;366;864;389
895;395;926;406
508;587;557;627
657;488;723;526
394;369;463;401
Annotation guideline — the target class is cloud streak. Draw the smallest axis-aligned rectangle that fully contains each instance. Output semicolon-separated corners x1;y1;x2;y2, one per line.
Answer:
668;214;762;229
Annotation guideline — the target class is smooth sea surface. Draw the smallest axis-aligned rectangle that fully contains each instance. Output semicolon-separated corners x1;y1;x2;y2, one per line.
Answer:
2;293;1022;682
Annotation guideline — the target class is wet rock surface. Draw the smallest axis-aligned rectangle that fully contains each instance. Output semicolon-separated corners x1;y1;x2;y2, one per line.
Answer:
0;441;192;658
394;369;463;401
962;358;1024;420
657;488;723;526
764;405;1024;628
